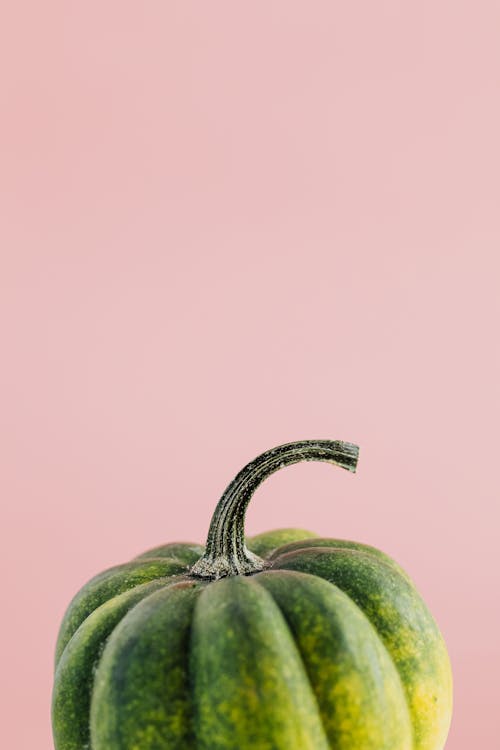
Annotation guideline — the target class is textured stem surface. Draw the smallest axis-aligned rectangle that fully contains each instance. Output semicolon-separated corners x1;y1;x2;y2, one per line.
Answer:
190;439;359;580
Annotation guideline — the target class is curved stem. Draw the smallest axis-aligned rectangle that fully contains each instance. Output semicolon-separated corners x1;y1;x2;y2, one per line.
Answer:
189;439;359;580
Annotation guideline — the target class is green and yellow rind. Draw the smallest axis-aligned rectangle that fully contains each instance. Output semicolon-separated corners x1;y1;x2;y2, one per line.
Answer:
273;546;453;750
190;575;330;750
246;528;318;558
91;581;205;750
55;557;187;665
267;536;412;580
134;542;205;565
52;577;180;750
256;570;412;750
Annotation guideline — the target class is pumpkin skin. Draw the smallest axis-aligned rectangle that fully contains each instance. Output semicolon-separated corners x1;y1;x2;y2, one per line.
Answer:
52;442;453;750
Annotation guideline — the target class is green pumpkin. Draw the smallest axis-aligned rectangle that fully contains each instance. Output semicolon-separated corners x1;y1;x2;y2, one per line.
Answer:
52;440;452;750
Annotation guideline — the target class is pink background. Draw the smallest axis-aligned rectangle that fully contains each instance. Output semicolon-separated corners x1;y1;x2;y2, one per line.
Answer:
1;3;499;748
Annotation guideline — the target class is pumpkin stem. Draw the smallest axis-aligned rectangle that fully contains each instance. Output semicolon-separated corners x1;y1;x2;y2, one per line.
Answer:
189;439;359;580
